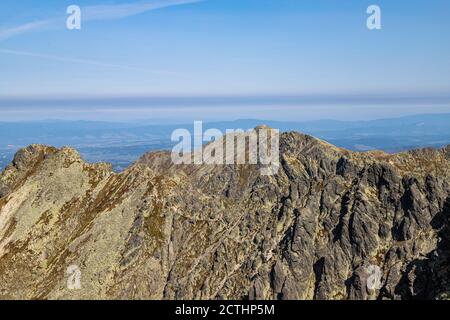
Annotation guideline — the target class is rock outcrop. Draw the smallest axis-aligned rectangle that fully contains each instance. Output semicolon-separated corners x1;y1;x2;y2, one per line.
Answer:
0;131;449;300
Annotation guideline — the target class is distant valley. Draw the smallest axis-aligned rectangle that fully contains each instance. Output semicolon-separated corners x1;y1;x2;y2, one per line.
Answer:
1;113;450;171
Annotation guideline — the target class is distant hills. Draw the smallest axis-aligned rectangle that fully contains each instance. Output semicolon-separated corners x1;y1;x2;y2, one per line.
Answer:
1;113;450;171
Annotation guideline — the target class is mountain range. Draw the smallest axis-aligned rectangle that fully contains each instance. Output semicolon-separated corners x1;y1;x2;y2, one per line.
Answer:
0;127;449;299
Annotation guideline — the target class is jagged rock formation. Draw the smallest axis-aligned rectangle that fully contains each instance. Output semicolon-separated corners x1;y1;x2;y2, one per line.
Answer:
0;129;449;300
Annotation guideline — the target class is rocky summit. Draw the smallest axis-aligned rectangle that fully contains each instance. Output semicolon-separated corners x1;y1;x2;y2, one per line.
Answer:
0;130;449;300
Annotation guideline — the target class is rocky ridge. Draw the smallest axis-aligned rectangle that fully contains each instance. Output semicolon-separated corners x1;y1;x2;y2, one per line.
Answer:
0;129;449;299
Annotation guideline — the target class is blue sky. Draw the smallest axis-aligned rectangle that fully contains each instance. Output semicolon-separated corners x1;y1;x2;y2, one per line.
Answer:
0;0;450;121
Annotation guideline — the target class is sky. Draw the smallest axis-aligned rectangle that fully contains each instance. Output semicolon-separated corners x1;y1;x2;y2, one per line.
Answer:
0;0;450;121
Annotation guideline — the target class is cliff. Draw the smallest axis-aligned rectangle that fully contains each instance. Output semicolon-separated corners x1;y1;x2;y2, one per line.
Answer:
0;130;449;300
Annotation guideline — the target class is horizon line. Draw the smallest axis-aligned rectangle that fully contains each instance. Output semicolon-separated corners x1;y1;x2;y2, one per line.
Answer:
1;92;450;108
1;112;450;124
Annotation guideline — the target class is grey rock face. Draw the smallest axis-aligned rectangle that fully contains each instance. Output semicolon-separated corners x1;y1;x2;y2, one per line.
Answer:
0;131;449;300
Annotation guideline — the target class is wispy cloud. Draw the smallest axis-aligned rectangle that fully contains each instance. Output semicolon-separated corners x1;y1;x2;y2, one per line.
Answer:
83;0;203;20
0;19;56;40
0;0;203;40
0;49;184;76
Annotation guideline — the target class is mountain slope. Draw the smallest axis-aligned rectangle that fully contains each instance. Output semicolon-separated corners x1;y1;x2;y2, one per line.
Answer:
0;130;449;300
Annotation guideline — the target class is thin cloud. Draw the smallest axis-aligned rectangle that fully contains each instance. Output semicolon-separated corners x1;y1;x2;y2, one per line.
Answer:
0;49;184;76
84;0;203;20
0;0;204;41
0;19;56;40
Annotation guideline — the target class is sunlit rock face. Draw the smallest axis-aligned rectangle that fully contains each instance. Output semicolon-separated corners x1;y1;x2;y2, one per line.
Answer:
0;132;449;300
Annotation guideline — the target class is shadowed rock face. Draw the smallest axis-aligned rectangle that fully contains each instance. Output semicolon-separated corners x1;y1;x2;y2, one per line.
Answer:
0;131;449;300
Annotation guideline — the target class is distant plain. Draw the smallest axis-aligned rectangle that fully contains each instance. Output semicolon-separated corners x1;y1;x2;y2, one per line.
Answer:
1;113;450;172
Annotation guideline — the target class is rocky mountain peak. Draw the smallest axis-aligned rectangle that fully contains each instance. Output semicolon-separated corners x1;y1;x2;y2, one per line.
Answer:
0;131;449;300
